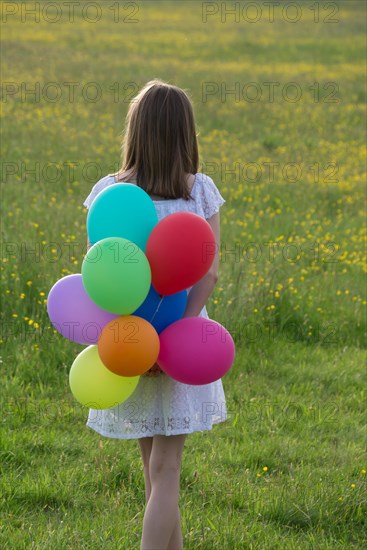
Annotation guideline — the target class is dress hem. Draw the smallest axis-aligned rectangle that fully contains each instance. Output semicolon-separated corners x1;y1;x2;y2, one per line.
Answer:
85;417;228;440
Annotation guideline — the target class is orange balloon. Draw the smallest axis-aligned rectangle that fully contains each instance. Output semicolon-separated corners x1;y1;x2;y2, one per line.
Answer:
98;315;160;376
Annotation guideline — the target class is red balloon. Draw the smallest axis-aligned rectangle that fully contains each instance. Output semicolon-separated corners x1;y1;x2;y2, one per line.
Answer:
146;212;216;295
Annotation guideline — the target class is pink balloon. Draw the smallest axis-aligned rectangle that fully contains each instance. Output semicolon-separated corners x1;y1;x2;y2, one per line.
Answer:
47;274;120;345
157;317;235;385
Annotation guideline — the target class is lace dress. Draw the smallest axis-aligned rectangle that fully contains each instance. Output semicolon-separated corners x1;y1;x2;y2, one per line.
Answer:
83;172;228;438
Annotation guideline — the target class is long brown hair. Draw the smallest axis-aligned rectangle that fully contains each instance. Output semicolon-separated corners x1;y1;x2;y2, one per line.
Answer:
111;79;199;200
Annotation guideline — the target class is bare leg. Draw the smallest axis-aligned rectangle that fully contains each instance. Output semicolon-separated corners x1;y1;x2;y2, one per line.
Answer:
139;434;186;550
138;437;184;550
166;505;183;550
138;437;153;502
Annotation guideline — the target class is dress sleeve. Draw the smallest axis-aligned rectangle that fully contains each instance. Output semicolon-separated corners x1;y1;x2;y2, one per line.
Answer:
83;175;113;209
199;174;226;219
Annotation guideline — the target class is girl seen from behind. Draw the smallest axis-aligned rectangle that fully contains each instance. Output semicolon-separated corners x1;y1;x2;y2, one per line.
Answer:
83;79;228;550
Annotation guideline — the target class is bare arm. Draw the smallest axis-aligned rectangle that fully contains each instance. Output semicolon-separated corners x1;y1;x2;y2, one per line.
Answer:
182;211;221;318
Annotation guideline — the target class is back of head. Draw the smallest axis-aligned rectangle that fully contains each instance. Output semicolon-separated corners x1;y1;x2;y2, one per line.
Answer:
114;79;199;200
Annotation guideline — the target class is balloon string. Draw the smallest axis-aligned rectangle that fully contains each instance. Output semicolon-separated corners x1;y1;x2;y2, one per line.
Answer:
150;296;164;324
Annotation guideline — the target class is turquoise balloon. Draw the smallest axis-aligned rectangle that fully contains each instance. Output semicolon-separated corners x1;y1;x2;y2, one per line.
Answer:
87;183;158;251
82;237;151;315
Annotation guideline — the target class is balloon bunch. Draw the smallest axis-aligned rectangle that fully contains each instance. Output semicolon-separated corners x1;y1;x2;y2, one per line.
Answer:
47;183;235;410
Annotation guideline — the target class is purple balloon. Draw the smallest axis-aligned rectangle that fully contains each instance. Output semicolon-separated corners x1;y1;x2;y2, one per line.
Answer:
47;274;119;345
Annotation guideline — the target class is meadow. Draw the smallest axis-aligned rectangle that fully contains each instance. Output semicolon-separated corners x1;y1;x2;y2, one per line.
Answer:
1;0;366;548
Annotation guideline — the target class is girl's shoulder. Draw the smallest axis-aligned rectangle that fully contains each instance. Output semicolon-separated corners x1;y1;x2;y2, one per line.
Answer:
194;172;220;191
83;174;116;209
194;172;224;196
193;172;226;219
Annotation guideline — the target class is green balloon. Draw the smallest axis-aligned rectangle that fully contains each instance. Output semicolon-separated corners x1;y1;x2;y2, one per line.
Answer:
69;345;140;409
82;237;151;314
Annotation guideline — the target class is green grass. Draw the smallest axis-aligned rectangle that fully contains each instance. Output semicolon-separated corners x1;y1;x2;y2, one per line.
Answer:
1;1;366;548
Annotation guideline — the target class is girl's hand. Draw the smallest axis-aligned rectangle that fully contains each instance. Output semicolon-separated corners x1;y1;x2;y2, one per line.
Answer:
142;362;163;377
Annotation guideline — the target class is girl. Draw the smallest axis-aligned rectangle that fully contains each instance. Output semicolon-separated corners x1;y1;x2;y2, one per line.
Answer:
83;79;228;550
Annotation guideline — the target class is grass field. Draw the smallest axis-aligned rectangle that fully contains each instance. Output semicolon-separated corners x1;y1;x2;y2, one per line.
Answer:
1;0;366;548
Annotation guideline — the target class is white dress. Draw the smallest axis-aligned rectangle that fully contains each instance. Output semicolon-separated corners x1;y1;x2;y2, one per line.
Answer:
83;172;228;439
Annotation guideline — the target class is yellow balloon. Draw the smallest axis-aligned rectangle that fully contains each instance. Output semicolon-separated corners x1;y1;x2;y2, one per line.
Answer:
69;345;140;409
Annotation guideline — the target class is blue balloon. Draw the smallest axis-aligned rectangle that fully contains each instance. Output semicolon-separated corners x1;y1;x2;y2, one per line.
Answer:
133;285;187;334
87;183;158;251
